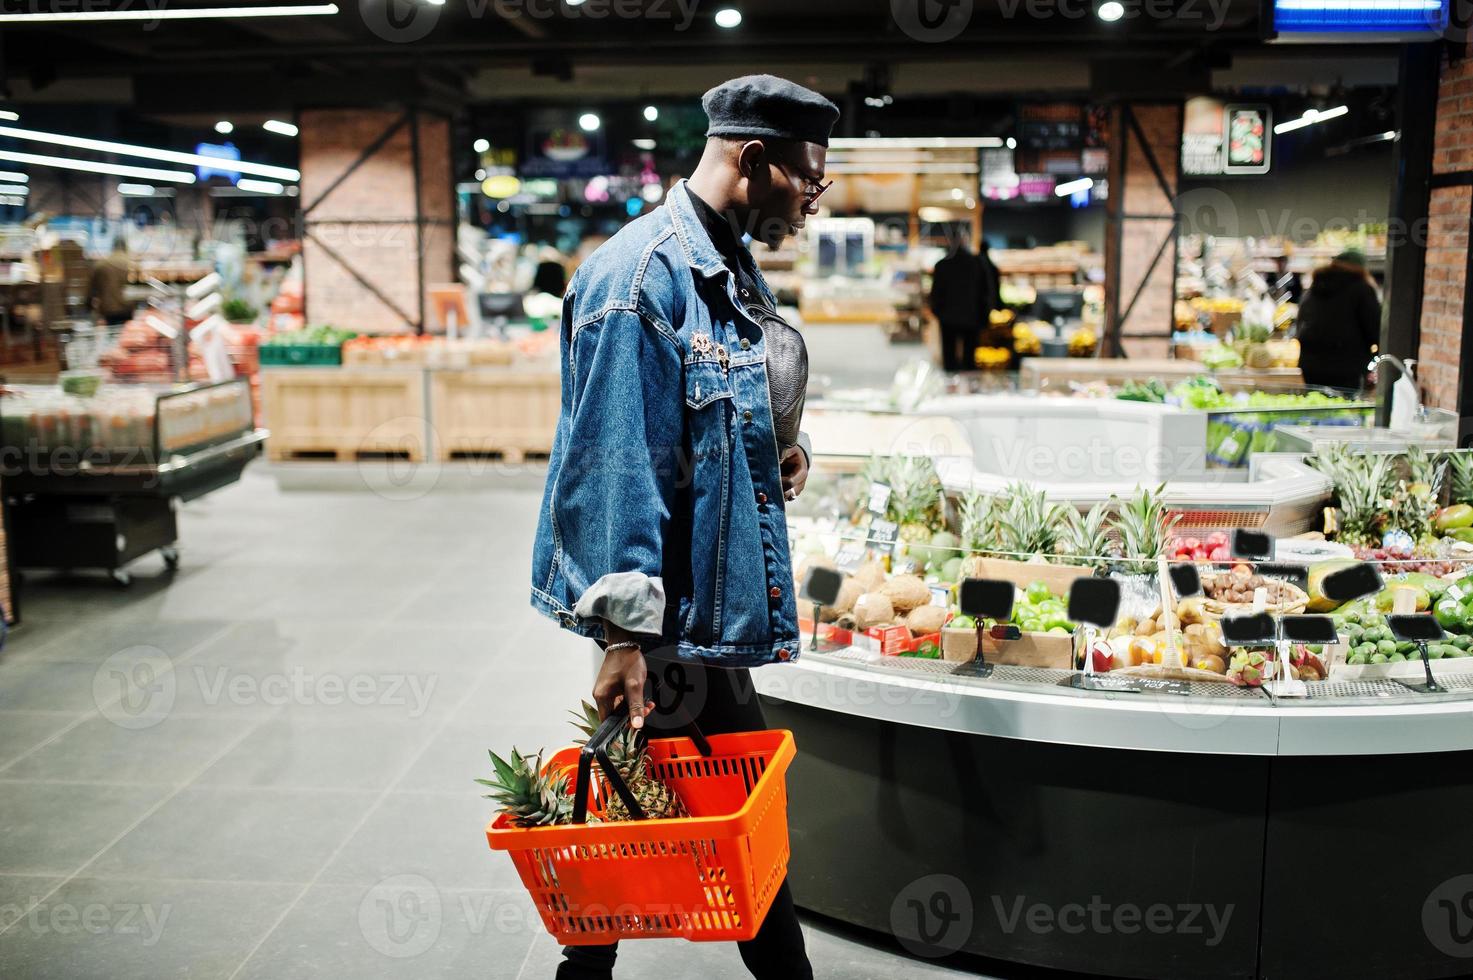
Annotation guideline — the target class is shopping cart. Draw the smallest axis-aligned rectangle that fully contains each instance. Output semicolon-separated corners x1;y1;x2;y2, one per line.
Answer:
485;712;796;945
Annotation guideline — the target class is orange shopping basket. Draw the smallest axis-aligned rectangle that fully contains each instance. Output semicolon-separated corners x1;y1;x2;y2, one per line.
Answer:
485;712;797;945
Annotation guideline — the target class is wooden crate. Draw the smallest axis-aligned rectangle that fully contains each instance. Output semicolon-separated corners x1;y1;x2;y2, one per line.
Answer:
429;368;559;462
261;367;429;462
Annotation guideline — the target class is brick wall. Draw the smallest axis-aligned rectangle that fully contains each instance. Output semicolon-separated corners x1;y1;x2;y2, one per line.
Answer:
1416;43;1473;411
1105;103;1181;360
300;109;454;334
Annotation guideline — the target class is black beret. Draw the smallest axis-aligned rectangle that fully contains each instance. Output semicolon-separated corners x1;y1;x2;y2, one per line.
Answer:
702;74;840;148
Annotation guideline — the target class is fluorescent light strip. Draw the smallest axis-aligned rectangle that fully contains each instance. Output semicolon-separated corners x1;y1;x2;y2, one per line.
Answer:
1274;104;1349;134
0;184;27;195
0;148;195;183
0;170;26;182
118;183;156;196
236;178;284;195
829;137;1003;149
263;120;299;137
1275;0;1440;8
1055;177;1094;197
0;3;337;21
0;111;17;122
0;125;299;180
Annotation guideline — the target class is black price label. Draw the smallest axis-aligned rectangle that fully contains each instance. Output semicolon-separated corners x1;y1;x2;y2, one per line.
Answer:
866;482;892;516
868;519;899;555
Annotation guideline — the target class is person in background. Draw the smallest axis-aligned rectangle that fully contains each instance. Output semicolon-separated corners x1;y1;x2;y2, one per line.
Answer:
531;256;567;297
928;233;989;372
1294;249;1380;391
90;237;134;326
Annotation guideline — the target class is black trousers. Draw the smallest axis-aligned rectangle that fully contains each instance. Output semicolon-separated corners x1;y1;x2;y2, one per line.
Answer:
555;657;813;980
939;321;973;372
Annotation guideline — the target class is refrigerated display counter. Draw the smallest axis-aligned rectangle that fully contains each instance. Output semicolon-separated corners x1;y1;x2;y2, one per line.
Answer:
757;649;1473;980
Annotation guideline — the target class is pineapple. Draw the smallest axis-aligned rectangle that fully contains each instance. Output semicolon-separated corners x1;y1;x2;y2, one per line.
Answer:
995;481;1066;560
1112;484;1181;575
569;701;687;822
886;456;943;542
1309;447;1393;549
1058;501;1116;571
958;489;1000;557
1398;448;1446;547
1448;451;1473;507
477;748;574;828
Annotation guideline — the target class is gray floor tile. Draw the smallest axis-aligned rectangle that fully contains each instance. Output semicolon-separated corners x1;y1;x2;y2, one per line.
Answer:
195;718;435;791
0;711;84;768
0;714;258;785
233;883;536;980
0;662;125;713
4;620;232;666
185;618;375;671
319;791;524;891
87;786;378;884
0;874;63;932
0;783;172;876
0;877;300;980
393;721;576;796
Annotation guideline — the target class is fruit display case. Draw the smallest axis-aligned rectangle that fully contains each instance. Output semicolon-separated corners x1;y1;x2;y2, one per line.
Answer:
771;433;1473;980
1;377;267;586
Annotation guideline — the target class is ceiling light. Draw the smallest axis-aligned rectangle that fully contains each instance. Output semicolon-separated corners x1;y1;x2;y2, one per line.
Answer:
473;138;490;153
0;171;26;182
950;188;964;200
632;138;656;150
237;178;284;195
0;149;195;183
579;113;601;132
828;137;1003;149
0;184;27;195
263;119;298;137
1097;0;1125;19
566;0;586;5
1006;137;1017;149
1274;104;1348;134
714;7;741;27
0;3;337;21
118;183;156;196
643;105;659;122
1055;177;1094;197
215;121;234;135
474;168;487;180
425;0;445;5
0;111;17;122
0;124;298;180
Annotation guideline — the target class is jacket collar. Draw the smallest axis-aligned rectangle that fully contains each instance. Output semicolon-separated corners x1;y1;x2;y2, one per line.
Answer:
666;179;736;280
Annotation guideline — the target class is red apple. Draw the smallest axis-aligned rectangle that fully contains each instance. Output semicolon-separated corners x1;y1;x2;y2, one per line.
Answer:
1090;643;1114;673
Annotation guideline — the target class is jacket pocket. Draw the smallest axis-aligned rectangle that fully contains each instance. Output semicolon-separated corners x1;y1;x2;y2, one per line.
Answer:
684;359;732;410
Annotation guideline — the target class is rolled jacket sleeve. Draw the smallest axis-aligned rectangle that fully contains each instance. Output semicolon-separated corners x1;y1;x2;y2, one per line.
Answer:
557;307;683;636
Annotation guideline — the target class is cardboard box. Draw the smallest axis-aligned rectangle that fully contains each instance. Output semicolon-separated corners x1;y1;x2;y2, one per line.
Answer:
971;557;1092;597
982;629;1076;669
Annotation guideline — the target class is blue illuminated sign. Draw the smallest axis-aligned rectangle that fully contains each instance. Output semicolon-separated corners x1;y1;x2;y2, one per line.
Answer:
1274;0;1447;34
195;142;240;184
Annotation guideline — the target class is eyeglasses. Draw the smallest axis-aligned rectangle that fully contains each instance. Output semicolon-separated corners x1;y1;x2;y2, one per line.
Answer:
775;159;833;206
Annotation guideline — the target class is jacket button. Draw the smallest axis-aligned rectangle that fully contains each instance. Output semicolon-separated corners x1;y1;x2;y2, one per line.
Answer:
769;586;781;599
756;492;768;504
777;648;791;661
743;410;753;423
740;338;751;350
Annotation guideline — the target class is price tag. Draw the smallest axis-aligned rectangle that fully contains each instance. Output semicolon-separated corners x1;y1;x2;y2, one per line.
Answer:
1074;675;1192;697
893;558;918;576
929;586;951;608
868;518;899;554
866;482;892;516
1449;583;1465;603
834;541;866;572
1217;434;1241;459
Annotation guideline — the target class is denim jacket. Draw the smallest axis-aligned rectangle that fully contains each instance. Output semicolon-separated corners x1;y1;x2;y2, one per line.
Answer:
529;180;802;667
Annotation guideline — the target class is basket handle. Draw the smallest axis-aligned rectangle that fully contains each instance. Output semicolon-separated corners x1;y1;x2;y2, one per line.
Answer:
572;712;648;824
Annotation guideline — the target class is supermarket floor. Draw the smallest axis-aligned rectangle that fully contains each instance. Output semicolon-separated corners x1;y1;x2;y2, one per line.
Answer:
0;464;994;979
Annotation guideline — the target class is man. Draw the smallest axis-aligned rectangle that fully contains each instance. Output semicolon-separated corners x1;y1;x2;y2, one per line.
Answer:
1295;249;1381;391
530;75;835;979
928;233;990;371
90;237;134;326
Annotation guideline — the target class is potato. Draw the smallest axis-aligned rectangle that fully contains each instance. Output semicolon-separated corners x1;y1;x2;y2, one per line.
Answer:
905;605;949;635
1135;617;1157;637
880;574;931;613
1158;609;1181;633
853;593;895;630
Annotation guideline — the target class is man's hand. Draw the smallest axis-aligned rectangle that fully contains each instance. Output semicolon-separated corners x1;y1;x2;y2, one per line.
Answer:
593;623;650;729
780;445;809;501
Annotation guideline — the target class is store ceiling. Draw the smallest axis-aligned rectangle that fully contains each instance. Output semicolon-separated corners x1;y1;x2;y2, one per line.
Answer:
0;0;1399;113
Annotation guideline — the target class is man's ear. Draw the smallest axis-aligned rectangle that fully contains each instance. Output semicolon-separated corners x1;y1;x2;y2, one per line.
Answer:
736;140;766;179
